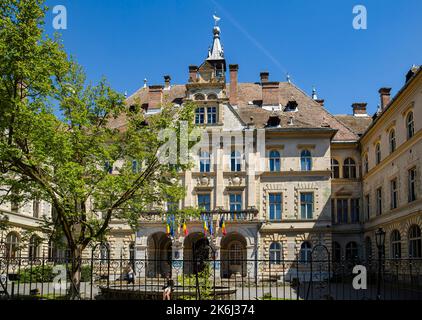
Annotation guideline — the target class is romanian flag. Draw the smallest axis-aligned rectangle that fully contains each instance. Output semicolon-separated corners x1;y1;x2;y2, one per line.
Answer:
203;219;209;235
209;216;214;236
166;222;170;235
182;222;188;236
219;216;227;236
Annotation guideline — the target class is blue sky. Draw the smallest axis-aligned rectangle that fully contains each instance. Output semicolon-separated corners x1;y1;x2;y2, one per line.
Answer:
44;0;422;116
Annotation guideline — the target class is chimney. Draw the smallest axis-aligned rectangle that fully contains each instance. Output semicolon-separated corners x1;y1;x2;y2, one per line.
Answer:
148;85;163;109
260;71;269;83
352;103;368;116
229;64;238;105
378;88;391;109
315;99;325;107
164;75;171;89
262;82;280;106
189;65;198;82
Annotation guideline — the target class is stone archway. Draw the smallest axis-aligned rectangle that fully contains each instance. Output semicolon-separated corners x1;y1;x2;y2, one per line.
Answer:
220;232;247;278
146;232;172;277
183;232;209;275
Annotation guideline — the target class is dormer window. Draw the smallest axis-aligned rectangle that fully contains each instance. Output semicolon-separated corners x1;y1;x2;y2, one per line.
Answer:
284;101;298;112
207;93;218;100
266;115;281;127
194;93;205;101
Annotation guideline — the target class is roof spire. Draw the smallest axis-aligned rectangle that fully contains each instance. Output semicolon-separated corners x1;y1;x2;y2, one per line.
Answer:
207;14;224;61
312;86;318;100
286;73;291;84
143;78;147;88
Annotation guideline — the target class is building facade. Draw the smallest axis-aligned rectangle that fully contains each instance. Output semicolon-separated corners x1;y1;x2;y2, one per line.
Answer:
1;23;421;280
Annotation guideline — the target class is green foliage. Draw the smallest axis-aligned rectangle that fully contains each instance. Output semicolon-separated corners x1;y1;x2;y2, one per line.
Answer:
178;263;213;300
18;264;55;283
0;0;200;274
17;264;92;283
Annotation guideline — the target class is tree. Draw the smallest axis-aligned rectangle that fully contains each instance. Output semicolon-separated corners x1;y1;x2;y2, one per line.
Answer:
0;0;199;299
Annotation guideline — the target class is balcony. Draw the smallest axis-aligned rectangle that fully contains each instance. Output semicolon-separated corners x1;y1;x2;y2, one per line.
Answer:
138;209;259;223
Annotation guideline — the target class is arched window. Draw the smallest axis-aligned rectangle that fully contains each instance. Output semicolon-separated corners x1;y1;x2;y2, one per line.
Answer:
228;241;243;266
300;242;312;263
199;150;210;172
230;151;241;172
269;242;283;265
195;107;205;124
194;93;205;101
365;237;372;260
269;150;281;172
28;235;41;260
390;230;401;259
345;242;358;260
5;232;19;258
389;129;396;154
207;93;218;100
408;225;421;258
406;111;415;140
343;158;357;179
332;241;341;263
300;150;312;171
375;143;381;165
331;159;340;179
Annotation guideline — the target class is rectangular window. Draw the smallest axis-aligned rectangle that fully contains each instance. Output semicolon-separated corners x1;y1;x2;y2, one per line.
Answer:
195;107;205;124
269;193;282;221
408;168;417;203
300;193;314;220
198;194;211;211
365;194;370;221
391;179;398;209
336;199;348;224
229;194;242;219
351;199;360;223
376;188;382;216
207;107;217;124
33;199;40;218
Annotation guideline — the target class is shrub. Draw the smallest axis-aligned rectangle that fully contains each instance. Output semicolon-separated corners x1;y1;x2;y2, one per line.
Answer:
18;265;55;283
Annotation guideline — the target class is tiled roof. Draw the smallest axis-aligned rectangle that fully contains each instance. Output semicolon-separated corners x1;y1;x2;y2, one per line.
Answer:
110;81;369;142
334;115;373;136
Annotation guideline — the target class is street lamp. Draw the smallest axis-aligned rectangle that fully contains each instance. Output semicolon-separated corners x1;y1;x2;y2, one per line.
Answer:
375;228;386;300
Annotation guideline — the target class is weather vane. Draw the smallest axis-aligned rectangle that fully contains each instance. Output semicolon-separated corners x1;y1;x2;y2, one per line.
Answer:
213;13;221;26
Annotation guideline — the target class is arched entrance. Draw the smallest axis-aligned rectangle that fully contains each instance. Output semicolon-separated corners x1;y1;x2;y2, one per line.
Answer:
183;232;210;275
146;232;172;277
220;233;247;278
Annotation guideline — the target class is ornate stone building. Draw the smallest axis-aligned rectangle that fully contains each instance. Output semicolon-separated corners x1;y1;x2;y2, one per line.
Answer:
1;22;420;280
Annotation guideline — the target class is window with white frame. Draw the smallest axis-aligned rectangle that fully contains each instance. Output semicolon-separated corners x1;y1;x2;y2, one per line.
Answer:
331;159;340;179
199;150;211;173
269;150;281;172
390;230;401;259
343;158;357;179
268;193;282;221
207;106;217;124
230;150;241;172
300;193;314;220
375;143;381;165
406;111;415;140
269;242;283;264
195;107;205;124
300;150;312;171
408;167;417;203
389;129;396;154
300;242;312;263
408;225;421;258
391;178;398;209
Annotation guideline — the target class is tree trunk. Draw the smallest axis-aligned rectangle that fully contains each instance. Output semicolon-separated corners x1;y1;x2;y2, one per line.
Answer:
69;246;83;300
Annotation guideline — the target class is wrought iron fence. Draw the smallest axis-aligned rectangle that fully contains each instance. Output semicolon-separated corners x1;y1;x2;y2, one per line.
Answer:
1;254;421;300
